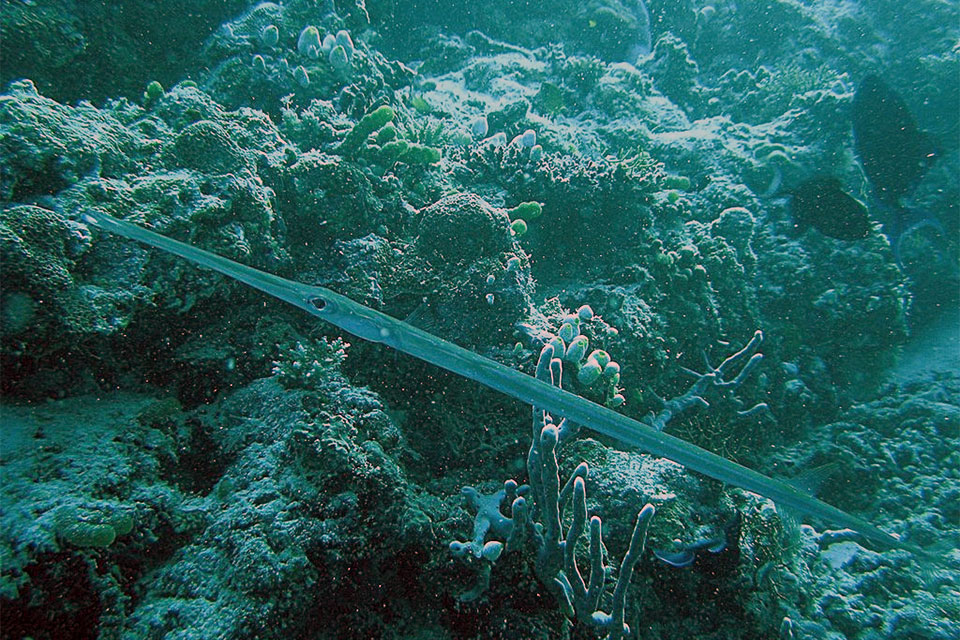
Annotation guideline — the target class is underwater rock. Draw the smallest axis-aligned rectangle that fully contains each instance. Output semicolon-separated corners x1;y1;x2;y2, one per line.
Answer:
172;119;250;174
0;0;248;104
414;193;514;265
0;80;138;201
574;0;652;62
0;205;139;357
642;33;701;113
625;0;653;61
790;177;871;240
769;375;960;639
1;1;956;638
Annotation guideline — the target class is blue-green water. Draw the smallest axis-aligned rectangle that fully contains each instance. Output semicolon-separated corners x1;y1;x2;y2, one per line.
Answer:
1;1;957;639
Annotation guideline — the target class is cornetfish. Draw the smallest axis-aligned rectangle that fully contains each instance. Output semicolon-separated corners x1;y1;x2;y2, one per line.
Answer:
83;211;911;555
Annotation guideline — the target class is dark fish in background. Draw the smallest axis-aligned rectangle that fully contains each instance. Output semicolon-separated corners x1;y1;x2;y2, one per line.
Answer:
790;176;872;240
852;75;945;261
852;74;937;206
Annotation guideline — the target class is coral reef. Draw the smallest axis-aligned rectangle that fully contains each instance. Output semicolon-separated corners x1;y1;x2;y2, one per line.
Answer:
1;0;957;638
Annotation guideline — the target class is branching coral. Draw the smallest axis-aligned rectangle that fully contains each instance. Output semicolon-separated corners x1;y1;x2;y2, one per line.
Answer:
450;329;771;634
451;343;656;639
647;329;770;432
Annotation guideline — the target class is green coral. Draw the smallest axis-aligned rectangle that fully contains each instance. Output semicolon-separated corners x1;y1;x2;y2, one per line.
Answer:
143;80;164;104
53;504;134;548
370;117;445;166
506;201;543;221
380;140;441;165
335;105;395;156
662;174;692;191
398;142;441;165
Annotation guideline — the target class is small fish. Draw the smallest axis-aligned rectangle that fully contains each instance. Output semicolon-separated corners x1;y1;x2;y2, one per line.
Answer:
654;512;742;568
790;176;872;240
853;75;937;206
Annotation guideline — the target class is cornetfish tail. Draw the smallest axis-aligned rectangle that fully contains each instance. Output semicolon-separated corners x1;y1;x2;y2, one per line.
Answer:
83;211;910;556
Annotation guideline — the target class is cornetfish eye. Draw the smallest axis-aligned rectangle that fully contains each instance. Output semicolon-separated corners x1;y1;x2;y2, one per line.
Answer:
310;296;327;310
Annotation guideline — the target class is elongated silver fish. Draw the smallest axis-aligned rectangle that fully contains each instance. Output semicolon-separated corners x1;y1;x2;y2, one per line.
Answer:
83;211;915;556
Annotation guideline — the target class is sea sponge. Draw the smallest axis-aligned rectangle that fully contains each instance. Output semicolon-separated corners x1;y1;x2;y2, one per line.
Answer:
297;26;321;58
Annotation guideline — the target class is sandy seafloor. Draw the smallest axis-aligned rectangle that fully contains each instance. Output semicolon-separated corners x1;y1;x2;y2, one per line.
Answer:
1;1;958;639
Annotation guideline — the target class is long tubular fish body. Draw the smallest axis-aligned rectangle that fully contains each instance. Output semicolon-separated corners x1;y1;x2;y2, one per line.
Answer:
84;211;908;554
